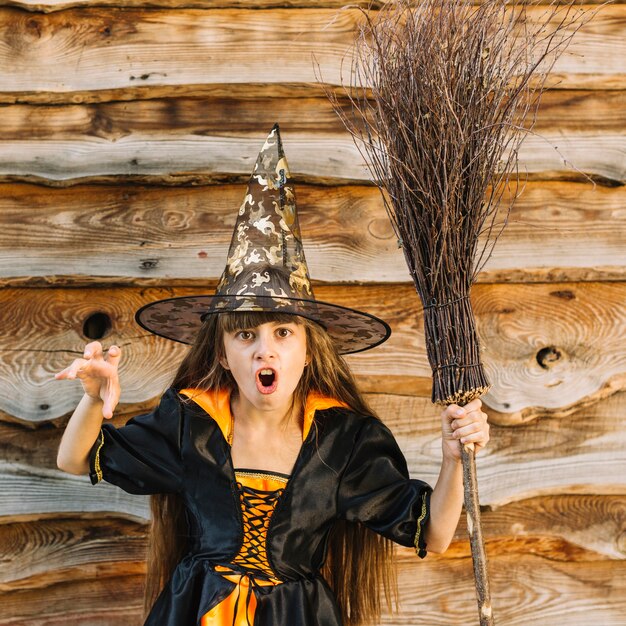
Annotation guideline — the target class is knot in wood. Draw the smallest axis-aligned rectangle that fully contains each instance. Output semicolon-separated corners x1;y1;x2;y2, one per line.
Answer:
83;312;112;340
139;258;159;271
536;346;563;369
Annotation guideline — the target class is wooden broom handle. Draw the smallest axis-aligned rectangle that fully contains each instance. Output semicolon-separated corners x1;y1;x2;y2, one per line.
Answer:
461;442;495;626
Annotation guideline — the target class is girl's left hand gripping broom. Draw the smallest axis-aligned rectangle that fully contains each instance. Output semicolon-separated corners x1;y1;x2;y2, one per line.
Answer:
324;0;589;623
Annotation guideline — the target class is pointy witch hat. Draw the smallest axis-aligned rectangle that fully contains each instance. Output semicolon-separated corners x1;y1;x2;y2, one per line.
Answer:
135;124;390;354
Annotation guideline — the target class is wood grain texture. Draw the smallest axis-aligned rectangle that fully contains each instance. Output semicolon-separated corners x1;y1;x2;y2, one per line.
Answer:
388;549;626;626
2;495;622;587
0;90;623;184
0;181;623;286
3;0;377;12
0;461;151;520
369;389;626;506
2;389;625;515
0;90;621;139
0;130;622;185
0;285;186;421
473;282;626;418
0;6;622;103
452;494;626;560
0;505;623;625
1;495;623;625
1;282;624;423
0;516;147;589
0;572;145;625
2;0;616;15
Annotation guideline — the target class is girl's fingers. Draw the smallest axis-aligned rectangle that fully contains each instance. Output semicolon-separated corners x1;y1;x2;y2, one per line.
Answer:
456;420;489;444
78;357;116;379
454;421;485;439
459;430;489;446
84;341;103;360
105;345;121;369
442;400;489;454
464;398;483;412
55;358;87;379
446;399;482;418
54;344;119;386
446;404;464;418
451;412;488;431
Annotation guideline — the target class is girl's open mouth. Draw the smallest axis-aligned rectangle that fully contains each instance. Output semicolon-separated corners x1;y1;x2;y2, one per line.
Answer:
256;368;278;394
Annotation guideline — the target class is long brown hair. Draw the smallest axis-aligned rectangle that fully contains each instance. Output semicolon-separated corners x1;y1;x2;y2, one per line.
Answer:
145;311;398;625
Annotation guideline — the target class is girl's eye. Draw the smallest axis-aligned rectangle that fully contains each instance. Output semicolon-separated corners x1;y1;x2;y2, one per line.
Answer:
276;327;292;338
237;330;253;340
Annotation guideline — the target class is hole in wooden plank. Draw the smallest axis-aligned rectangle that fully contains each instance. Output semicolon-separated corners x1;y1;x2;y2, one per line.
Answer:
536;346;562;369
82;312;112;340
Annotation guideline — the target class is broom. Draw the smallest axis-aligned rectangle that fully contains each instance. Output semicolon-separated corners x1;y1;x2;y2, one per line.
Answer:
325;0;589;623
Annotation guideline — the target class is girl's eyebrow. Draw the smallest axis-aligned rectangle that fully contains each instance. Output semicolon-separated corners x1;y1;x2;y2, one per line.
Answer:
229;327;254;334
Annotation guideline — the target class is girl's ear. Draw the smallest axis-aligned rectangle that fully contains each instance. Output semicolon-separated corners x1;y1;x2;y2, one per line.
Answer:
217;347;229;370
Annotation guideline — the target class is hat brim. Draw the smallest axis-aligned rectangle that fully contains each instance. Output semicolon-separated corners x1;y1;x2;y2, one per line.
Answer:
135;294;391;355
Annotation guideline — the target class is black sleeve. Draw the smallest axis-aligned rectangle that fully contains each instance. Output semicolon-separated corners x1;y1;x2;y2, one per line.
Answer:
88;387;184;495
337;416;432;558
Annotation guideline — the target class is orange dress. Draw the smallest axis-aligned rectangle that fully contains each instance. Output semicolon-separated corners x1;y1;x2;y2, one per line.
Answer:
200;469;289;626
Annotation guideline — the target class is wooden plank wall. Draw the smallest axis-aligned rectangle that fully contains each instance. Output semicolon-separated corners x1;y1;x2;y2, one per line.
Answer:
0;1;624;624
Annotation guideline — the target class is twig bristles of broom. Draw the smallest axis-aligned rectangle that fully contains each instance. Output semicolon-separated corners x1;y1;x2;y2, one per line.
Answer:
334;0;589;403
322;0;591;624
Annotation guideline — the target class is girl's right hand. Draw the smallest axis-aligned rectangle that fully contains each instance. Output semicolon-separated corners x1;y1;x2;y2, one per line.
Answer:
54;341;121;419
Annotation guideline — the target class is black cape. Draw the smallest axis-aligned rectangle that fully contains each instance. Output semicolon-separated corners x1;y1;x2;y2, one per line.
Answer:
89;388;432;626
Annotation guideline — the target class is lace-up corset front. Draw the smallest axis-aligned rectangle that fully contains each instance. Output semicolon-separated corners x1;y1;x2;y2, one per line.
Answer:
230;469;288;582
201;469;289;626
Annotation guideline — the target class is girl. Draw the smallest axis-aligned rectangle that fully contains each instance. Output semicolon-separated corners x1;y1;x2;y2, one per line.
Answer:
56;126;489;626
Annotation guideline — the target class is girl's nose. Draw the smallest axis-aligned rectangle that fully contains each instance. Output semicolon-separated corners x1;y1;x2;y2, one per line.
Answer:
254;330;277;359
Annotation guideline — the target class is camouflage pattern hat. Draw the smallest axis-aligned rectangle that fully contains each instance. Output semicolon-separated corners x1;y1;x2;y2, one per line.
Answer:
135;124;391;354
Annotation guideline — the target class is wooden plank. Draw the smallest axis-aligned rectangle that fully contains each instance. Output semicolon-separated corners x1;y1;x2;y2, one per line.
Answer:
1;561;624;626
0;130;622;185
0;90;623;184
0;461;150;520
530;90;626;133
0;181;623;287
0;500;623;623
388;549;626;626
471;282;626;419
3;0;375;13
0;516;147;589
2;389;625;513
0;549;624;626
2;0;616;15
1;282;625;423
0;91;622;139
0;573;144;626
1;495;621;589
0;6;623;104
452;494;626;560
369;390;626;506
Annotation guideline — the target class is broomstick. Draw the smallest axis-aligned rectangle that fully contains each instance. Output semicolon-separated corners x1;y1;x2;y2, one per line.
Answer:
324;0;589;623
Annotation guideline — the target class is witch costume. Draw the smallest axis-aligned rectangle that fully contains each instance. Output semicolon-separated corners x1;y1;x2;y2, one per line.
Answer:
89;125;432;626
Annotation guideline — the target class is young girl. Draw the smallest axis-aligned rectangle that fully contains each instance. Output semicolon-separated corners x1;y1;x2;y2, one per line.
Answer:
56;126;489;626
